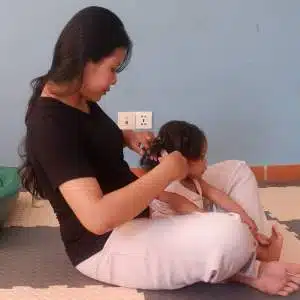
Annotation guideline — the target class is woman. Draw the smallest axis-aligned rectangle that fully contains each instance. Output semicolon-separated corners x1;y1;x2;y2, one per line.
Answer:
19;6;300;296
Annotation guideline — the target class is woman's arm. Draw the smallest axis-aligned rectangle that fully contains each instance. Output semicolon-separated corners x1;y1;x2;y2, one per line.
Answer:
59;151;188;235
199;179;258;232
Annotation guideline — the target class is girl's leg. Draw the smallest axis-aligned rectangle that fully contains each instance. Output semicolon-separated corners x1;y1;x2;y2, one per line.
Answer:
76;213;255;289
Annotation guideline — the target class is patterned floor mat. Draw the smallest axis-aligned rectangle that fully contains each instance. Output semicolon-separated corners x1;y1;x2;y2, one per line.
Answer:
1;188;299;299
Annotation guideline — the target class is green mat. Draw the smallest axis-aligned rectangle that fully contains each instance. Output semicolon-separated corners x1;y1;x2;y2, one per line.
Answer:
0;167;21;228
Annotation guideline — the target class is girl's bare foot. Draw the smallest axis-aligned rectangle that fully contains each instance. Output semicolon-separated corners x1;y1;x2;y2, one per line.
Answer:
257;226;283;262
233;261;300;296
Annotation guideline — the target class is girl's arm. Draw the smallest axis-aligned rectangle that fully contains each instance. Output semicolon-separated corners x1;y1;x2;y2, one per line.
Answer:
199;179;258;233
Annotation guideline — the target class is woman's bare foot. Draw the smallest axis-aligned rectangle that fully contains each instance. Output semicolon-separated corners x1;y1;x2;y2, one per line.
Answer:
233;261;300;296
257;226;283;262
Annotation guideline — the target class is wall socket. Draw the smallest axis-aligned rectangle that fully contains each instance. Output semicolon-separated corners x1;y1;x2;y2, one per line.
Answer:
117;111;153;130
135;111;152;129
117;112;135;130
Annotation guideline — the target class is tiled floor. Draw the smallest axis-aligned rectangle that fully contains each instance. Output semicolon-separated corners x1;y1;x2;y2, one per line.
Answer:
0;187;299;300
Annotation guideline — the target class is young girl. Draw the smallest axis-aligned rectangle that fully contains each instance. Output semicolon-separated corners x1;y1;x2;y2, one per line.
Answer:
140;120;283;262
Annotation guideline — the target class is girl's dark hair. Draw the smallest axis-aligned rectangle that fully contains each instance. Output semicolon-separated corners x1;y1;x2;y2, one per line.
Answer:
140;121;207;171
19;6;132;197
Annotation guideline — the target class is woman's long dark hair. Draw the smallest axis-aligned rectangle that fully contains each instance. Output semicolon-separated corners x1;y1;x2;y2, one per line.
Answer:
19;6;132;197
140;121;207;171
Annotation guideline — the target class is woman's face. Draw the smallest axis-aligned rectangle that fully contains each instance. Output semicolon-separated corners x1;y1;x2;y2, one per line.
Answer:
80;47;126;101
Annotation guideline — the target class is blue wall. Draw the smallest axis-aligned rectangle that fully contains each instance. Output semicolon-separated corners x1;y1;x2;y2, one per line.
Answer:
1;0;299;167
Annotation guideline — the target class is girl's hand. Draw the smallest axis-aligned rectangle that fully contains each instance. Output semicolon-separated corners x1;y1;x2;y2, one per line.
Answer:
123;130;155;155
241;214;258;237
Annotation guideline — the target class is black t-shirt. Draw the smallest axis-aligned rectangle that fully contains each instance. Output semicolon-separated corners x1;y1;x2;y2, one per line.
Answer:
26;97;149;266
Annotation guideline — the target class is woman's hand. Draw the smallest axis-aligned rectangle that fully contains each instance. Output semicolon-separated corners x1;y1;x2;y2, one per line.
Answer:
158;151;189;181
123;130;155;155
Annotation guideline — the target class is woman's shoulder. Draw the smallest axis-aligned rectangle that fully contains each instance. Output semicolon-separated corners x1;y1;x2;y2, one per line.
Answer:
28;98;82;128
26;98;84;146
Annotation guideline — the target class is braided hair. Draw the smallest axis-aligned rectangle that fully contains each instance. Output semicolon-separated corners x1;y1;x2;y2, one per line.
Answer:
140;120;207;171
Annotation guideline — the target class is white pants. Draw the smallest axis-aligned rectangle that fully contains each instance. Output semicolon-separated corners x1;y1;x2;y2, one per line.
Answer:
202;160;271;237
76;160;271;290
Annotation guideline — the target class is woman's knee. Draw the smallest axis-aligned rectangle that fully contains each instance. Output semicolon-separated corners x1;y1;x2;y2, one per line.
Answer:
236;160;253;174
223;160;257;186
204;160;255;190
222;160;251;174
